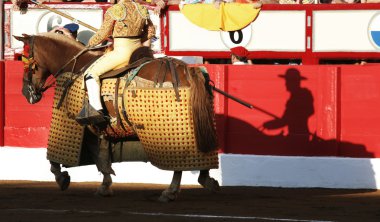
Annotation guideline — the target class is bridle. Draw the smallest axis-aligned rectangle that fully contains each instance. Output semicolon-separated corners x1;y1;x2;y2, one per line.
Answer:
21;35;110;103
21;35;81;101
21;36;45;103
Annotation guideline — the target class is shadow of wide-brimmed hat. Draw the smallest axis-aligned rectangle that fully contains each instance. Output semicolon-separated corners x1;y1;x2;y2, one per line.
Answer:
278;68;307;80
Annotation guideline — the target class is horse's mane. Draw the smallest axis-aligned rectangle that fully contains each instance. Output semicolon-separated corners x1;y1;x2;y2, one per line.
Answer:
29;32;103;76
37;33;103;56
38;32;85;50
34;32;102;68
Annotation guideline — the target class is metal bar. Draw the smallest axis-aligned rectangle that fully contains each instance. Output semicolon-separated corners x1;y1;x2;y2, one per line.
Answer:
212;86;280;119
212;86;253;109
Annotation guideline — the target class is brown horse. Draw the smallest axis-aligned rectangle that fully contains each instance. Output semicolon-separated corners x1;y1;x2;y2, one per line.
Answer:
14;32;219;202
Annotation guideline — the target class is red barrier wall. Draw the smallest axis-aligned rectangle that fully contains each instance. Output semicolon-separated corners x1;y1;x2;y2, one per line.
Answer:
339;66;380;157
4;61;54;147
3;61;380;158
207;64;380;158
0;61;4;146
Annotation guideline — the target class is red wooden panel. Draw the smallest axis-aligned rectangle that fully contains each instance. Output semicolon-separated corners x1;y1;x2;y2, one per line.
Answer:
203;65;228;152
4;61;53;147
203;64;378;158
0;61;4;146
211;65;362;157
339;65;380;158
4;127;50;147
3;61;380;158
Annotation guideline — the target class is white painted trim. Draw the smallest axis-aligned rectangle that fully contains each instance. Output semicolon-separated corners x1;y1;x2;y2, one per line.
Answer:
0;147;221;185
1;147;379;189
168;11;306;52
312;10;379;52
219;154;380;189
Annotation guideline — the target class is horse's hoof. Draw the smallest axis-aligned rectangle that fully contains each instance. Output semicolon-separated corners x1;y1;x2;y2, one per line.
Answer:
95;185;114;197
199;177;221;192
56;171;70;191
158;190;177;203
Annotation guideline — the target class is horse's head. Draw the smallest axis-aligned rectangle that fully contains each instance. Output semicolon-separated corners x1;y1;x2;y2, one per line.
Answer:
13;33;92;104
14;34;52;104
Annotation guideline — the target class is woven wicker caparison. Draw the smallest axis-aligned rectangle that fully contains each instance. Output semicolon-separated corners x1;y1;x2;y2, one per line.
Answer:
47;72;85;167
123;86;218;171
47;72;218;170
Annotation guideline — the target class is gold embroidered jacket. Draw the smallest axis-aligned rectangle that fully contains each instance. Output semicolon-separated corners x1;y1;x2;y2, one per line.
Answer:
88;0;155;47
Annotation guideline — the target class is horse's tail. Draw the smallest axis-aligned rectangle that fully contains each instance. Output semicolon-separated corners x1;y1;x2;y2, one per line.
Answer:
188;66;218;153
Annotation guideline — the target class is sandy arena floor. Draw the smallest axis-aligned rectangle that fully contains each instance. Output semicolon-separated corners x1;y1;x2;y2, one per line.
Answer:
0;181;379;222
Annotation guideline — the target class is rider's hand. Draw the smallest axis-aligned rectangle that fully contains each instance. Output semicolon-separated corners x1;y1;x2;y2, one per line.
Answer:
155;0;166;8
213;0;221;9
153;0;166;15
153;6;162;15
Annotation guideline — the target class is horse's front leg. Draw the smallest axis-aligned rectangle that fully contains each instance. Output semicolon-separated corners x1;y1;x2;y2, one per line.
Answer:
198;169;220;192
95;173;113;197
158;171;182;202
50;161;71;191
94;137;115;197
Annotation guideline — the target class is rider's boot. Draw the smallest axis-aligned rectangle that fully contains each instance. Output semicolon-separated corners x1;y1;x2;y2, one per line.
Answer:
75;76;109;130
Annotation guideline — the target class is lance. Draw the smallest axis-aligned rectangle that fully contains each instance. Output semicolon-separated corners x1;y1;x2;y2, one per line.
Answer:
29;0;98;32
212;86;280;119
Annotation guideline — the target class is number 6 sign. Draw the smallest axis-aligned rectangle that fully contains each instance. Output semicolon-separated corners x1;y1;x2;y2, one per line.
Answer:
220;25;252;48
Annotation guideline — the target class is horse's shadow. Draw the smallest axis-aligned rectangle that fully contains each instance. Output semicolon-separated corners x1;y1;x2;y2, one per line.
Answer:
220;115;369;157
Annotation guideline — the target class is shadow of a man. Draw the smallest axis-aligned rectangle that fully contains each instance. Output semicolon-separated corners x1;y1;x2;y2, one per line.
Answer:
262;68;314;147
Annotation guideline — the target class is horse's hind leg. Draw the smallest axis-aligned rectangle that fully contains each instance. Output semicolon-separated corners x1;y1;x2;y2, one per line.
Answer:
50;161;70;191
158;171;182;202
198;170;220;192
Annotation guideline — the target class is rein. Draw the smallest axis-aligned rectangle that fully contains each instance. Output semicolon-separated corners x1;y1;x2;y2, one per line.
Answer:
40;47;90;92
43;44;110;92
54;43;111;78
25;36;110;94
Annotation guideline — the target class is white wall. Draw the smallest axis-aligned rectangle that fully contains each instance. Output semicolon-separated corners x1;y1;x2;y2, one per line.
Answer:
1;147;379;189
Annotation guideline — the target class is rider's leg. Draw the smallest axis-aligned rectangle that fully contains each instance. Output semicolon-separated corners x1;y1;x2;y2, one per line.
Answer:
84;39;141;108
80;74;108;129
76;72;108;128
78;38;141;127
85;76;103;111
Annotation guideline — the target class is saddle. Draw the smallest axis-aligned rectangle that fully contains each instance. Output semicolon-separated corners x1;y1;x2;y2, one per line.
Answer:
74;57;154;130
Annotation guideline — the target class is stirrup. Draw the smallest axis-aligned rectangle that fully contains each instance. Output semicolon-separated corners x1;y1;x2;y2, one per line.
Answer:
75;103;109;129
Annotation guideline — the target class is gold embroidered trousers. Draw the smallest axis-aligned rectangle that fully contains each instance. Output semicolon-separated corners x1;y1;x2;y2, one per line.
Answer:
84;38;142;85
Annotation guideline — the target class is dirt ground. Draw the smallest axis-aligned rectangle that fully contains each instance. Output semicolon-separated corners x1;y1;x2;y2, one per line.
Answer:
0;181;379;222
